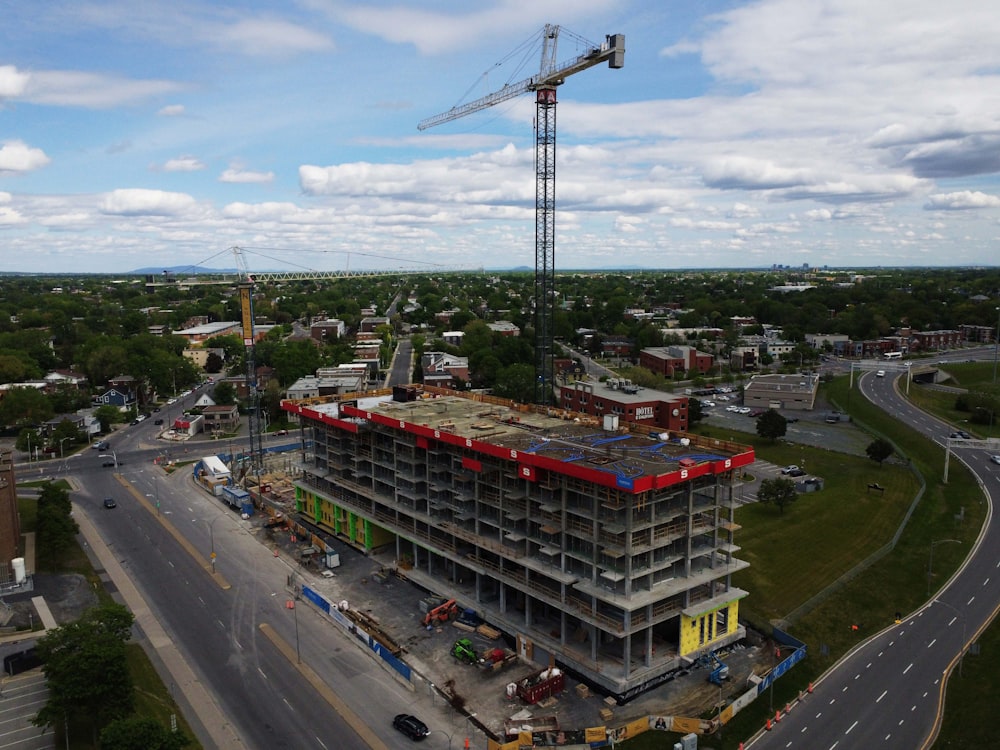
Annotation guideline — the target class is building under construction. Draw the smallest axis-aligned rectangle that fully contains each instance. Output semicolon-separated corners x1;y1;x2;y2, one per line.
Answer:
284;385;754;698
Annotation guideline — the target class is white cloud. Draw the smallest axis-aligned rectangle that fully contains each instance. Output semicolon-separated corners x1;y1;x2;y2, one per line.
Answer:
669;217;740;231
218;18;333;57
0;65;30;98
0;140;51;174
0;206;25;225
158;104;186;117
729;203;759;218
925;191;1000;210
162;157;205;172
101;189;196;216
220;167;275;184
23;70;183;108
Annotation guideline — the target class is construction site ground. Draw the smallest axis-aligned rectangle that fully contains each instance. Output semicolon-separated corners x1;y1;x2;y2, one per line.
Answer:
255;501;776;741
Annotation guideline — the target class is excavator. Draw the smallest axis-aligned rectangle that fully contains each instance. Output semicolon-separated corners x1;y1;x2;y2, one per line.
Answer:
422;599;458;628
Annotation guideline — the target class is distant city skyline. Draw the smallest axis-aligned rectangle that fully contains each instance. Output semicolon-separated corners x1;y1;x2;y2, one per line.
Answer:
2;1;1000;275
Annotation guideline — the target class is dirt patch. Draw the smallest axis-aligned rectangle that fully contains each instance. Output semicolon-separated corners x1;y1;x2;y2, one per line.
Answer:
3;573;100;630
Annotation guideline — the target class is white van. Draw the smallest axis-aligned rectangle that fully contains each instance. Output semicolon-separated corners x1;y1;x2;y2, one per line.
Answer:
876;370;886;377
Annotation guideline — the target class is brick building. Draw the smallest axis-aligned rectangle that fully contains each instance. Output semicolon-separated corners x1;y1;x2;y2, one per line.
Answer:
559;380;689;433
639;346;714;377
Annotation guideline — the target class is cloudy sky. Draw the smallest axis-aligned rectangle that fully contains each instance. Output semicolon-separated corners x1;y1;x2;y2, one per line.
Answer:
2;0;1000;275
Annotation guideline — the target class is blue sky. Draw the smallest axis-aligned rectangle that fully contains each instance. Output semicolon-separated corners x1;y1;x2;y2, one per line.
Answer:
2;0;1000;275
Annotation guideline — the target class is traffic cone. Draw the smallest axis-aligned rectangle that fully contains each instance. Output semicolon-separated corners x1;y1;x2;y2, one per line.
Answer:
808;682;814;693
765;719;772;731
775;709;781;723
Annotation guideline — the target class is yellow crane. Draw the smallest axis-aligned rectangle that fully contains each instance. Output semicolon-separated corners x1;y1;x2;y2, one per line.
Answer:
419;25;624;403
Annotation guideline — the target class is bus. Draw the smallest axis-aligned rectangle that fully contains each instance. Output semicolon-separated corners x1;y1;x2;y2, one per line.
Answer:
884;351;902;359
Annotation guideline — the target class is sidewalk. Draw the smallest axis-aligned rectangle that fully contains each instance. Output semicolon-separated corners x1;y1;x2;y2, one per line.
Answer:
73;507;246;750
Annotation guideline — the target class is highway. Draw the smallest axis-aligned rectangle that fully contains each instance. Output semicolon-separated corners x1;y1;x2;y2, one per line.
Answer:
749;361;1000;749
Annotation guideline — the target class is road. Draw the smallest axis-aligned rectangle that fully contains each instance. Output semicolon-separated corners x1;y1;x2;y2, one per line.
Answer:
27;387;458;750
748;368;1000;749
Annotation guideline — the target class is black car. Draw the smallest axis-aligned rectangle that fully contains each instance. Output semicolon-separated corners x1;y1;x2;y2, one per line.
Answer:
103;497;117;509
392;714;429;741
154;418;164;425
787;468;806;477
102;460;120;468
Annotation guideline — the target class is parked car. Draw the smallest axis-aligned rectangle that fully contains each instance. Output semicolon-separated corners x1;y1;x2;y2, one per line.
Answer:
787;468;807;477
392;714;429;741
103;497;117;509
780;465;799;475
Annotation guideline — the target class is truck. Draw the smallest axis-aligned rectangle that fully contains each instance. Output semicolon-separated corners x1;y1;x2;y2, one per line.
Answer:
516;667;565;704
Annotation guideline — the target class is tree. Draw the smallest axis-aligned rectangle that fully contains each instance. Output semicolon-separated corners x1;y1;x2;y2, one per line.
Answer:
15;427;40;455
35;482;79;568
757;477;798;515
34;602;135;743
756;409;788;441
101;717;191;750
0;386;53;429
204;351;225;373
212;381;237;406
688;398;705;426
493;363;536;403
95;404;124;432
866;438;894;467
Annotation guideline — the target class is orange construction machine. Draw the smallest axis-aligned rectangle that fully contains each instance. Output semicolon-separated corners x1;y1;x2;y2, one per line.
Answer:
422;599;458;627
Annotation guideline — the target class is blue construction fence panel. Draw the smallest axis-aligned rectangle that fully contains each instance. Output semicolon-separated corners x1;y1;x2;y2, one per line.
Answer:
756;627;807;695
301;585;411;682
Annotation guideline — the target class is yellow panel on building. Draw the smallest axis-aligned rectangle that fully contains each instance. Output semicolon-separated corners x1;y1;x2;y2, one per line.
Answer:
679;599;741;657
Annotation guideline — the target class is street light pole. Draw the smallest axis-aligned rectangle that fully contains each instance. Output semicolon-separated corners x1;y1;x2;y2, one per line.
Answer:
927;539;962;598
59;437;71;459
207;515;225;574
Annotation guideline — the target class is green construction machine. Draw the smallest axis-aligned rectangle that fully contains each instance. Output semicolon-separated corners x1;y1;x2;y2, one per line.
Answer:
451;638;478;665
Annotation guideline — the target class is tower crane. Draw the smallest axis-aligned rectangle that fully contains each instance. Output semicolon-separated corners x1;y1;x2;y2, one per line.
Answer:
419;25;624;404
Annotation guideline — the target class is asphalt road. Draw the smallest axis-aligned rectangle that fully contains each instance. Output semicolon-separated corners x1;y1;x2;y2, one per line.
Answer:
747;368;1000;749
45;389;466;750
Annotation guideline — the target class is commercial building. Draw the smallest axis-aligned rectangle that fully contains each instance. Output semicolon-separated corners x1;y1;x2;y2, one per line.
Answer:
284;385;753;698
743;373;820;411
559;379;689;433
